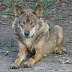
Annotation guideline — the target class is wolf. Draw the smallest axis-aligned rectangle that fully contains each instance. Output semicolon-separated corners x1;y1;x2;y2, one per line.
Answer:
11;4;66;69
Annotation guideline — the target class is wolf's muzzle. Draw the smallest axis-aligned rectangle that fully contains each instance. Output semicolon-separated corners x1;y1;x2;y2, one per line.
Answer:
24;31;30;37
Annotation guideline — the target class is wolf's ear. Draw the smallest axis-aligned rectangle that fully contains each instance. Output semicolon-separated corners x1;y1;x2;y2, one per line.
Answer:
32;4;44;18
13;4;25;17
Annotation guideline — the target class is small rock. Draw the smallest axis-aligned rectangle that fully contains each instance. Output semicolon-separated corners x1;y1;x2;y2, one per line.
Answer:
1;15;8;18
5;51;9;56
55;55;59;58
65;59;72;64
70;21;72;24
2;22;6;24
59;57;72;64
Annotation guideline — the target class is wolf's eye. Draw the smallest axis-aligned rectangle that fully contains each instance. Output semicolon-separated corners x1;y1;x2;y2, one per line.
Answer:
20;21;25;26
21;20;26;24
20;23;24;27
22;21;26;24
30;22;33;25
31;22;35;27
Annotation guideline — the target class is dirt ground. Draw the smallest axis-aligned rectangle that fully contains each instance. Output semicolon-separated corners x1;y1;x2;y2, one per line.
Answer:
0;0;72;72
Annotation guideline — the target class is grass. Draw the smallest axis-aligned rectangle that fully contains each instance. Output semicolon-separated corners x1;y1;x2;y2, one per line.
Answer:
0;41;13;55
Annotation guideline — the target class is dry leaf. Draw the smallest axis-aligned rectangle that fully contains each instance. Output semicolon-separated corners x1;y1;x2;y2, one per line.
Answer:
2;22;6;24
70;21;72;24
55;55;59;58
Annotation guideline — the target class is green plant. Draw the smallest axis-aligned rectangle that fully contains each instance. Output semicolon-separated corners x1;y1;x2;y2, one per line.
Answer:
0;42;4;46
0;7;13;15
3;0;14;4
58;13;64;20
44;9;50;16
3;46;9;52
1;0;53;16
2;0;27;3
0;0;27;15
0;41;13;55
42;0;53;8
33;0;53;16
3;46;13;55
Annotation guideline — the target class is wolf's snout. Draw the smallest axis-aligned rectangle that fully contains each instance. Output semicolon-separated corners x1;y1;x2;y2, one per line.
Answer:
24;31;30;36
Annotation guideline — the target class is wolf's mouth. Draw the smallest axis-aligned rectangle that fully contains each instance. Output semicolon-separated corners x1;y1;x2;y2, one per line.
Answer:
24;34;34;38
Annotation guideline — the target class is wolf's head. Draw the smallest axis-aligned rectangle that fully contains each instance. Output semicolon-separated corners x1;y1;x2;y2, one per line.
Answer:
12;4;44;38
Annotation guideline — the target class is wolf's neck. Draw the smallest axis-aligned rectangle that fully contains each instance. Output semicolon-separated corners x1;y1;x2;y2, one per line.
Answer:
24;38;33;48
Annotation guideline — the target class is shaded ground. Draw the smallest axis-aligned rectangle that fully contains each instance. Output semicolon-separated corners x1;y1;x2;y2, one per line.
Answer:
0;0;72;72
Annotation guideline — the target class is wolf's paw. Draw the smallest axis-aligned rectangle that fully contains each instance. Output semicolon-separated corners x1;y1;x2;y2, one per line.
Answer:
54;47;66;54
10;64;20;69
23;62;32;68
54;48;62;54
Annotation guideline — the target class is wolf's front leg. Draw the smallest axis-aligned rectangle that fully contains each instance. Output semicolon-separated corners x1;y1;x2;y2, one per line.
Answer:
24;38;45;68
24;51;43;68
11;41;27;69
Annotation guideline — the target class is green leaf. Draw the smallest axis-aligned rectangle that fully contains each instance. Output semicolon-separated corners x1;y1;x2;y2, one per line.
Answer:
58;14;64;20
6;7;12;15
42;0;46;5
0;42;4;46
17;0;20;1
3;0;12;4
42;0;53;8
8;8;12;12
3;46;9;51
33;3;38;10
48;1;53;5
22;0;26;2
10;0;13;2
1;12;7;15
44;9;50;16
3;0;8;4
37;0;41;5
42;1;48;7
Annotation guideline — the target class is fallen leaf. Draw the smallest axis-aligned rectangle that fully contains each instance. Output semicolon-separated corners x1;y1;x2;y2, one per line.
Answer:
55;55;59;58
59;57;72;64
70;21;72;24
2;22;6;24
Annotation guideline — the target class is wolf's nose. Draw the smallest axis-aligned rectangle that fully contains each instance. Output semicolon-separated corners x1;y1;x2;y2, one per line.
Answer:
24;31;30;36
